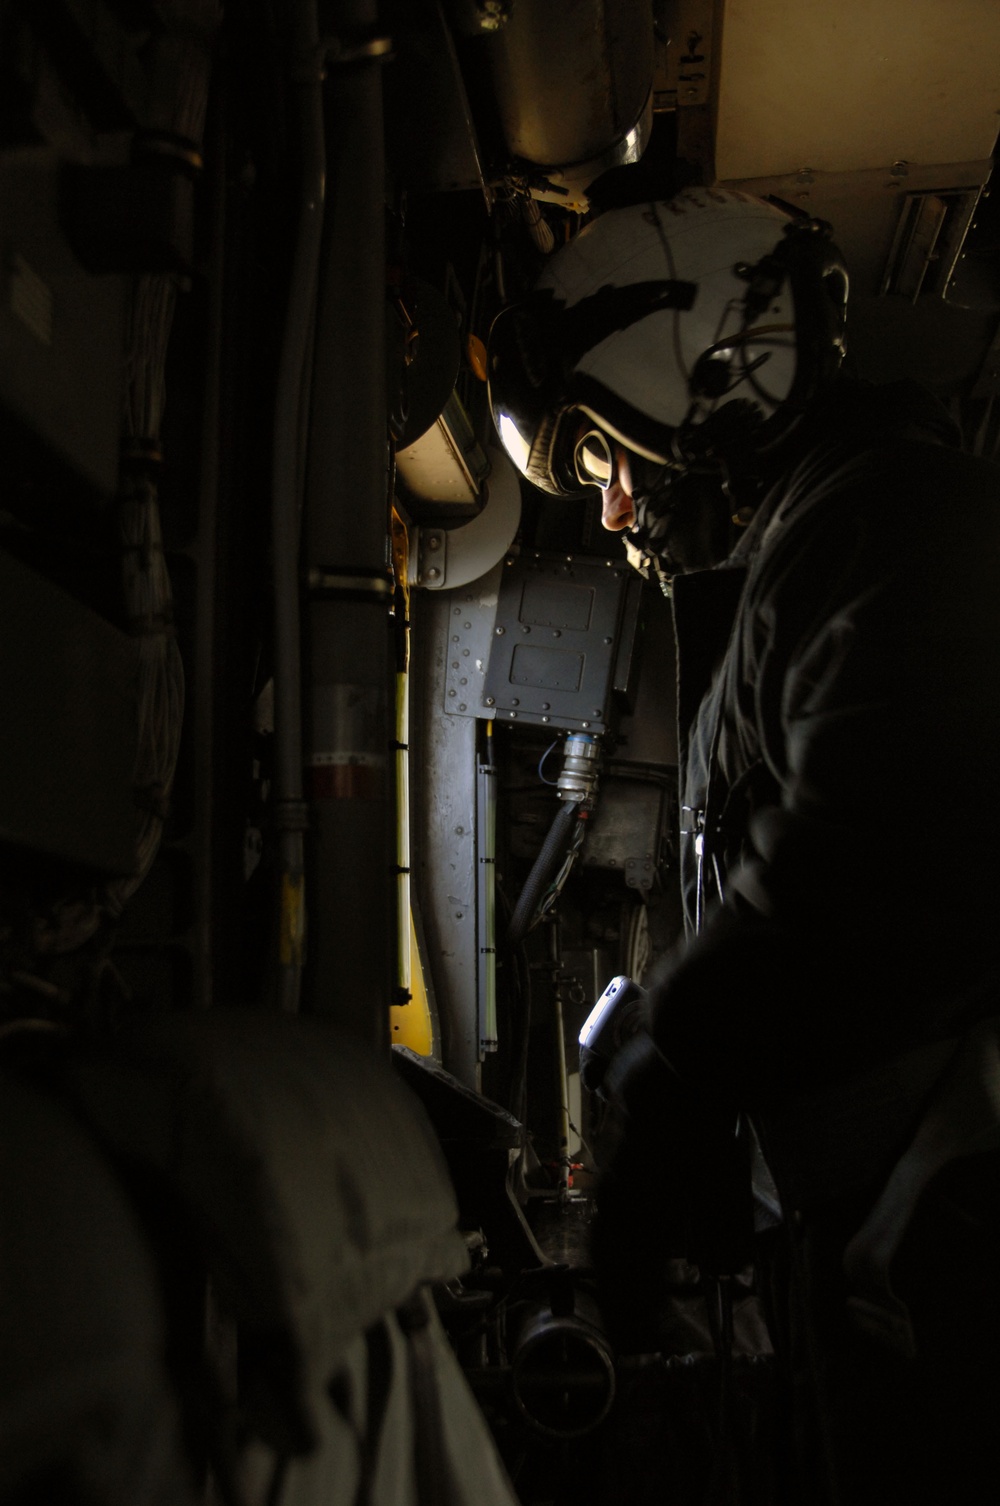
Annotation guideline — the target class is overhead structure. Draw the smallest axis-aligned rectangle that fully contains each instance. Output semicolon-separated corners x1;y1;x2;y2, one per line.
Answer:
484;0;656;209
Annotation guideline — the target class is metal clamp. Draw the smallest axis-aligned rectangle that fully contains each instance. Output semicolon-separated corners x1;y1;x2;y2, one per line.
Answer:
679;804;705;836
307;568;394;602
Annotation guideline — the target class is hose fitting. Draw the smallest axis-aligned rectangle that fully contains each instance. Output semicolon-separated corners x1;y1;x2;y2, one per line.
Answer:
557;733;600;805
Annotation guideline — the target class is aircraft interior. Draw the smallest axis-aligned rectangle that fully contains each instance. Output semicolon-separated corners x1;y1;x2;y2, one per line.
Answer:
1;2;999;1502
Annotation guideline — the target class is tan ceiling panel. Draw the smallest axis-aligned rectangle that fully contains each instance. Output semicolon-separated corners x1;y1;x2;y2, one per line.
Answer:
715;0;1000;181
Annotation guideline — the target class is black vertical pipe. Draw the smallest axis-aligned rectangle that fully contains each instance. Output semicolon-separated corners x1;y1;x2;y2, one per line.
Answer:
301;0;394;1045
270;0;325;1014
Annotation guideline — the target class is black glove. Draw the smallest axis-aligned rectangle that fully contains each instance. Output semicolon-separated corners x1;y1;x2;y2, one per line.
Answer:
590;1034;753;1351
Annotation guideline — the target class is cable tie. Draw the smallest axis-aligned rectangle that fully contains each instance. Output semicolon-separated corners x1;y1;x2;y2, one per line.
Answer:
307;568;394;601
121;541;166;558
321;31;394;67
120;439;164;469
133;131;204;175
128;613;178;638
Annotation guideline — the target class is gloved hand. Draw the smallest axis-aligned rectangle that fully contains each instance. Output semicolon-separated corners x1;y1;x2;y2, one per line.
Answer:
589;1033;753;1352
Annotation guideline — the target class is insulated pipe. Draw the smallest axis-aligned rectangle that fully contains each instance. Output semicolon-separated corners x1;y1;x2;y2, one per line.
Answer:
301;0;394;1042
271;0;325;1013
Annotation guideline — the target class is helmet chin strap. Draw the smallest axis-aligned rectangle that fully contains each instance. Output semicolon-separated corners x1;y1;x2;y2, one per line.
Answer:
622;527;676;597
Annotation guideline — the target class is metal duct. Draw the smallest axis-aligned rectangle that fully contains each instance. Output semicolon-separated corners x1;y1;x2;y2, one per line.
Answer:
508;1290;616;1439
486;0;654;198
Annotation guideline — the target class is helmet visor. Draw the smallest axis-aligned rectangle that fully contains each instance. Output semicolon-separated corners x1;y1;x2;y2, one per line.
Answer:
488;303;589;497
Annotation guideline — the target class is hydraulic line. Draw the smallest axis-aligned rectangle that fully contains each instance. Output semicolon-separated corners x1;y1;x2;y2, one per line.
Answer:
271;0;325;1013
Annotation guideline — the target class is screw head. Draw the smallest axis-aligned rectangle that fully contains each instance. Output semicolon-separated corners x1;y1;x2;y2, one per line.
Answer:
427;567;440;579
485;696;495;706
428;536;441;550
496;626;505;635
581;721;590;728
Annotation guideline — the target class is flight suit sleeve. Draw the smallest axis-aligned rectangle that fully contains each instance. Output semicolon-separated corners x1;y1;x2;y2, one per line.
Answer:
647;440;1000;1105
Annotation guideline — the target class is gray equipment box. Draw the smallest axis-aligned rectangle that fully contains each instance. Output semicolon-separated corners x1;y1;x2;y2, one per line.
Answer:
482;552;638;733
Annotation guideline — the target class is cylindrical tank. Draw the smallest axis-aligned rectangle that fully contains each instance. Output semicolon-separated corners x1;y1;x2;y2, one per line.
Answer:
487;0;654;186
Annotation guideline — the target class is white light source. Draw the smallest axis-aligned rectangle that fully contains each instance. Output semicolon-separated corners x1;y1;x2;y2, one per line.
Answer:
498;412;531;472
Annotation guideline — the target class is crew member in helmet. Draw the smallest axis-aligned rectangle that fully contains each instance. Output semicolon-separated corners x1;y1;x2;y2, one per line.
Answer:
488;190;1000;1505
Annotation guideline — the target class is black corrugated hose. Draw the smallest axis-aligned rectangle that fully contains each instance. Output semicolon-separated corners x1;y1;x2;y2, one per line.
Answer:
507;799;582;950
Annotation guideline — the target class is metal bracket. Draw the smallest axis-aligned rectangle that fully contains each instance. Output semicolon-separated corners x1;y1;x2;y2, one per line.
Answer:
408;440;521;592
415;527;448;588
625;854;656;893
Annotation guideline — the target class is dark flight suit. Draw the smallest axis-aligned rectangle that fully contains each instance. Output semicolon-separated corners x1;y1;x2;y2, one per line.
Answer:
599;380;1000;1503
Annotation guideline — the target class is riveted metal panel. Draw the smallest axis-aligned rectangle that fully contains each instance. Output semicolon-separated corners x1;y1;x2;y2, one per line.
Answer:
442;561;504;718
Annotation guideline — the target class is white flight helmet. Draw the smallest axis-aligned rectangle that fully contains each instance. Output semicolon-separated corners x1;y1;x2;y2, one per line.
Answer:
488;189;848;496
